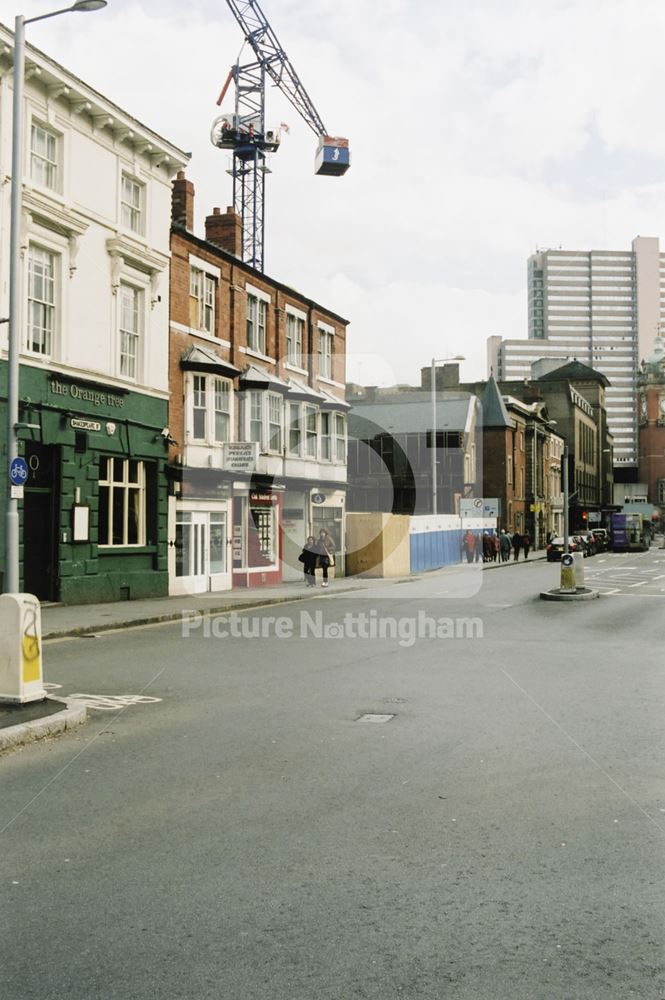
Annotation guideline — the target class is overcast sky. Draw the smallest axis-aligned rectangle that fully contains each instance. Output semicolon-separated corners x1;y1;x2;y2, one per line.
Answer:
19;0;665;385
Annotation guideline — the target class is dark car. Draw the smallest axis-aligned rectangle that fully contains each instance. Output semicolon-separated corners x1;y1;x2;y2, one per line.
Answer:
546;536;583;561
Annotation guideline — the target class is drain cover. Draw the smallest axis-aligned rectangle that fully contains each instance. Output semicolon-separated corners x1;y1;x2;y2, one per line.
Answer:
356;713;395;723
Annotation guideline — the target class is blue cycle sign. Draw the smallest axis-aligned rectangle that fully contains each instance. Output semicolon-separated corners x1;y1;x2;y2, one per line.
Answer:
9;457;28;486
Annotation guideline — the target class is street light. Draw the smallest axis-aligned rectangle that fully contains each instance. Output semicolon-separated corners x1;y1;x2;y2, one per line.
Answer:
430;355;465;514
4;1;107;593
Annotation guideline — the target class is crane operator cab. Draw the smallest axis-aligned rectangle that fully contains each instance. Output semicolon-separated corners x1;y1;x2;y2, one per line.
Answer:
315;136;351;176
211;114;281;155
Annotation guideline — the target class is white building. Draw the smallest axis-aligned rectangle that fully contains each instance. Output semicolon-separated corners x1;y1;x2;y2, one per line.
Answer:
488;236;665;470
0;23;189;603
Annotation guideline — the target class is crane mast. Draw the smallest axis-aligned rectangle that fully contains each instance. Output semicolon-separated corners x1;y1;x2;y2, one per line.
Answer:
211;0;350;273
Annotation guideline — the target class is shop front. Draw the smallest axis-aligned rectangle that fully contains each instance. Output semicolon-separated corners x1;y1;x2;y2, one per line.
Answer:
0;368;170;603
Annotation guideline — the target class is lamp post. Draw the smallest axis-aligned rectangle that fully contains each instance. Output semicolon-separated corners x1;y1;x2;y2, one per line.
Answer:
4;0;107;593
430;355;465;515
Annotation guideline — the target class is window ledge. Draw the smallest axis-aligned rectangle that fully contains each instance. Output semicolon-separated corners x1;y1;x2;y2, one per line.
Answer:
285;362;308;376
241;347;276;365
98;545;157;554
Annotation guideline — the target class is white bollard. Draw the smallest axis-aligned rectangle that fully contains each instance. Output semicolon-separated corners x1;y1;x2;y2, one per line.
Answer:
0;594;46;703
572;552;585;588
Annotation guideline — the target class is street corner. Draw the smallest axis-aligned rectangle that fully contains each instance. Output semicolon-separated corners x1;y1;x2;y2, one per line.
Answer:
0;696;87;755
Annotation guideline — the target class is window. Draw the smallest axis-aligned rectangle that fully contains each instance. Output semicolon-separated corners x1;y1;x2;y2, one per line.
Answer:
119;284;141;380
121;173;143;234
214;379;230;442
320;411;331;461
188;376;231;444
305;405;318;458
318;327;333;379
286;312;305;367
267;393;282;453
30;122;58;191
98;457;146;547
334;413;346;464
190;268;216;333
192;376;207;439
27;246;56;356
247;293;267;354
249;390;263;445
288;402;301;455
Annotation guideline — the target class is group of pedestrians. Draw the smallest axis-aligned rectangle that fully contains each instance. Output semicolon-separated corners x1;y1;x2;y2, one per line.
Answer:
462;528;531;564
299;529;336;588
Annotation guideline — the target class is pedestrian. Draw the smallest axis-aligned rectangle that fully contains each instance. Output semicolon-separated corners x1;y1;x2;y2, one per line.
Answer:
492;532;500;563
512;530;522;561
483;531;494;562
500;529;511;563
522;532;531;560
299;535;318;587
474;531;483;563
463;528;476;564
315;528;336;588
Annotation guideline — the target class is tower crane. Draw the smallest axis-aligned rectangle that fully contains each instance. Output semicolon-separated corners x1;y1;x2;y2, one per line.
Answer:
210;0;350;273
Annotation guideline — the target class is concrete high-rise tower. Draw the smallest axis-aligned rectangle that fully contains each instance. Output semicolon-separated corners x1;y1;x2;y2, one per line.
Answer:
488;236;665;472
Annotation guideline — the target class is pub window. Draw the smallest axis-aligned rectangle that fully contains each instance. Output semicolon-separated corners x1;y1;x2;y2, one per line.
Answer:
98;457;146;547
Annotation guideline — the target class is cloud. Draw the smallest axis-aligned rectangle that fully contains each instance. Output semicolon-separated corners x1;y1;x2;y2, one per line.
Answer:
23;0;665;386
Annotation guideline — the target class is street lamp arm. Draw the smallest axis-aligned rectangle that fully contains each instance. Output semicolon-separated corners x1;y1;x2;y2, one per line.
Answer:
25;0;107;22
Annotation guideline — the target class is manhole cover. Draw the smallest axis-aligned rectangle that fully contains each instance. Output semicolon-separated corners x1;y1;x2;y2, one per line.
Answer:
356;713;395;723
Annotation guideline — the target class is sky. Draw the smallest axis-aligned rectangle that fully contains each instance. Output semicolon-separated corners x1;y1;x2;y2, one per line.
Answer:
17;0;665;386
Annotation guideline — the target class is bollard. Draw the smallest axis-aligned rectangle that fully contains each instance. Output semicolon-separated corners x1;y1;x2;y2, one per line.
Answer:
560;553;576;593
0;594;46;703
572;552;585;588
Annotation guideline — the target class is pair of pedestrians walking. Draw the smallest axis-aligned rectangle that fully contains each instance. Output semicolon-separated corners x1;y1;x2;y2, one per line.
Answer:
300;529;336;588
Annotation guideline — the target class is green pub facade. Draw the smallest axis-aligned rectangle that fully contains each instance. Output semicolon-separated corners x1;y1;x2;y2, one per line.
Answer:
0;368;170;603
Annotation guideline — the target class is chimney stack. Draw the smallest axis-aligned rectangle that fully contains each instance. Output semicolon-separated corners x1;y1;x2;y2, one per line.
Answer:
205;206;242;257
171;171;194;231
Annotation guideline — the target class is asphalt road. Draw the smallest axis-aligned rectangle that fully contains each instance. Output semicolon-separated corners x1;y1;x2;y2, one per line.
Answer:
2;551;665;999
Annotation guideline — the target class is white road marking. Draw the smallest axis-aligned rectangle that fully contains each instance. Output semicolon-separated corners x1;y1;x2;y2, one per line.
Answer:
67;693;163;712
629;581;648;588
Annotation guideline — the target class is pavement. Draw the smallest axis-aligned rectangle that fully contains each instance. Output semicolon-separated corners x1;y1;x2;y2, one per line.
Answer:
0;551;546;754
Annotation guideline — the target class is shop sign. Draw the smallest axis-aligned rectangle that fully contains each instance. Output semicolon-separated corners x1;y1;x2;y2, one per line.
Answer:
249;491;279;505
71;418;101;432
223;441;258;473
49;377;125;409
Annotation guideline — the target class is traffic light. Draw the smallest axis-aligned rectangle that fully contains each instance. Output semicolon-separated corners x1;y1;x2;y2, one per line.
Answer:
581;511;588;522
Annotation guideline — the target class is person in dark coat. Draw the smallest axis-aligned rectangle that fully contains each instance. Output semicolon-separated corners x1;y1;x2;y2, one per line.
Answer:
314;528;336;588
300;535;318;587
522;532;531;559
512;530;522;561
499;529;511;562
483;532;494;562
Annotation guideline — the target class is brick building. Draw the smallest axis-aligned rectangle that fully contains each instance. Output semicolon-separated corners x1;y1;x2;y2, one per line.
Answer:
167;173;349;593
637;336;665;521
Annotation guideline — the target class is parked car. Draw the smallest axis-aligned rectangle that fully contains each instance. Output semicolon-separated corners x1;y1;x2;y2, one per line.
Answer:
546;536;583;561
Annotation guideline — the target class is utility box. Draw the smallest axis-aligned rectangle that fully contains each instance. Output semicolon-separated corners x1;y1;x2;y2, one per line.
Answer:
0;594;45;704
315;136;351;176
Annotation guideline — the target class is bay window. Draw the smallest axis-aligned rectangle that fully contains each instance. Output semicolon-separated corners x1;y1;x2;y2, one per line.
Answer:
320;411;331;461
189;375;232;443
288;402;302;455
